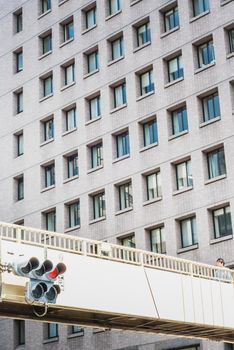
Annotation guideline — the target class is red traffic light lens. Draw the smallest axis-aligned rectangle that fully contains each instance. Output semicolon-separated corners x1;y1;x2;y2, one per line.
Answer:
47;263;66;279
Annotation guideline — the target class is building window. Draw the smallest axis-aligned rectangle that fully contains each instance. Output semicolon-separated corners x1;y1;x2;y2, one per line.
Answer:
113;82;127;108
150;227;166;254
85;7;96;29
41;0;51;14
15;49;23;73
228;28;234;53
139;70;154;96
17;176;24;201
64;62;75;86
68;202;80;227
89;95;101;120
92;192;105;219
42;75;53;97
65;108;76;131
111;36;124;61
164;6;179;32
171;106;188;135
62;19;74;43
197;40;215;68
118;182;133;210
109;0;121;15
116;131;129;158
44;164;55;187
87;50;99;73
207;147;226;179
67;153;78;178
41;33;52;55
143;119;158;147
15;90;23;114
47;323;58;339
180;217;197;248
14;9;23;33
146;172;162;200
192;0;209;17
45;210;56;231
70;325;84;334
136;22;151;47
91;143;103;168
213;206;232;238
202;92;220;122
168;55;183;82
43;118;54;141
16;132;24;156
121;235;135;248
15;320;25;346
176;159;193;190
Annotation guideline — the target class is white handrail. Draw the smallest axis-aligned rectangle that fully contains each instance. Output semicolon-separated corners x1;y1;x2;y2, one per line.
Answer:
0;221;233;283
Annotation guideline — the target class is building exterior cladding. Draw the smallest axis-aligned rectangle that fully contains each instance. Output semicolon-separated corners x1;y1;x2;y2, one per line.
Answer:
0;0;234;349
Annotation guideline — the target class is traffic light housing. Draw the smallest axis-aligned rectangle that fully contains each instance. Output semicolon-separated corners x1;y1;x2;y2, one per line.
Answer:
12;258;66;304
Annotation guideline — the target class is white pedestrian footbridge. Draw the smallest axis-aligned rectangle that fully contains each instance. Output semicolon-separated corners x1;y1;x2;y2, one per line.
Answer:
0;222;233;343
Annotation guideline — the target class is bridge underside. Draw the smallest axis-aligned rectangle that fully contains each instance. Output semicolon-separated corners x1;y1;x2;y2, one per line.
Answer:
0;300;234;343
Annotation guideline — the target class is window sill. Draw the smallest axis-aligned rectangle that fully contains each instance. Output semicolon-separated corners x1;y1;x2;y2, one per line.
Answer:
105;9;122;21
58;0;69;6
189;10;210;23
43;337;59;344
64;225;80;233
139;142;158;153
136;90;155;102
89;216;106;225
177;244;199;254
165;77;184;89
38;50;52;60
82;24;97;35
41;185;55;193
220;0;233;6
130;0;142;6
194;61;215;74
59;37;74;48
108;56;125;66
115;207;133;216
85;116;102;126
60;81;76;91
227;52;234;59
160;26;180;38
168;130;188;140
113;154;130;163
210;234;233;245
67;332;84;339
62;127;77;137
87;165;104;174
38;9;51;20
133;41;151;53
40;138;54;147
63;175;79;184
83;69;99;79
173;186;193;196
199;116;221;128
204;174;227;185
39;93;53;103
110;103;127;114
143;197;162;206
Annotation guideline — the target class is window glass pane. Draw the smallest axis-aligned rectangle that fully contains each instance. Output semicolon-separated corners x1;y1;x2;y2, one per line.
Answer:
229;29;234;53
119;183;132;210
44;76;52;96
42;0;51;13
93;193;105;219
137;23;150;46
181;218;197;247
64;21;74;41
43;34;52;54
90;96;101;119
151;227;166;254
16;51;23;72
69;202;80;227
66;108;76;130
172;107;188;134
208;148;226;179
91;144;103;168
17;92;23;113
176;161;192;190
45;164;55;187
198;41;214;67
203;93;220;121
114;84;126;107
193;0;209;16
213;207;232;238
65;64;74;85
68;155;78;178
16;12;23;33
44;119;54;141
86;8;96;28
88;52;98;72
117;133;129;157
72;325;83;334
17;134;24;156
48;323;58;338
143;120;157;146
112;37;123;60
165;7;179;32
168;56;183;81
46;211;56;231
109;0;121;14
121;235;135;248
140;71;154;95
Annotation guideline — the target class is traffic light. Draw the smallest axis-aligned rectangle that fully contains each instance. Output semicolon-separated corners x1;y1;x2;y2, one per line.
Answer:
12;258;66;304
